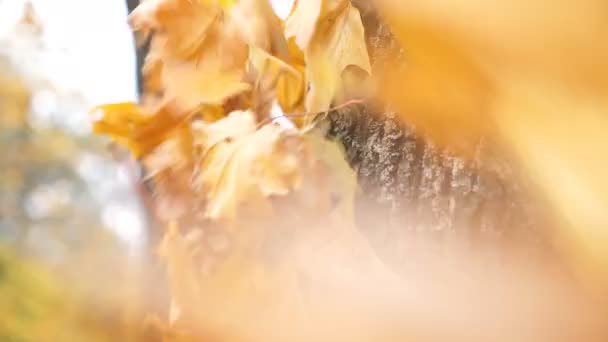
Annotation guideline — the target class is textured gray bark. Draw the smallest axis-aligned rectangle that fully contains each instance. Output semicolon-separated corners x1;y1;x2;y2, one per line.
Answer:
326;4;555;269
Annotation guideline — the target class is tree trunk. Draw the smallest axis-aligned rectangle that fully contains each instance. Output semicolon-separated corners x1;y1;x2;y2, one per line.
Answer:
126;0;147;95
326;3;556;270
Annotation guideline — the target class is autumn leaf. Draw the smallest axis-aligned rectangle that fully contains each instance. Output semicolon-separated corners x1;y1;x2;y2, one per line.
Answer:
162;60;250;110
193;108;256;152
285;0;322;49
286;0;371;114
276;38;307;116
226;0;288;58
220;0;307;118
91;102;150;157
129;0;220;60
192;111;301;224
130;0;250;112
91;102;185;158
142;125;193;179
248;45;305;115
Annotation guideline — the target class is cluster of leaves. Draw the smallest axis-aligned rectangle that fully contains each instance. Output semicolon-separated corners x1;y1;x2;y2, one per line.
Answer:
93;0;381;339
92;0;373;224
93;0;608;339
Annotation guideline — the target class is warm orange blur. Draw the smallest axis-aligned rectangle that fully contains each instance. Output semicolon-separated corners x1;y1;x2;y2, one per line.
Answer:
375;0;608;294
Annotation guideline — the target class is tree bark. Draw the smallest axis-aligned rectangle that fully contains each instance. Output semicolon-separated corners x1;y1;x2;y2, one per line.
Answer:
326;3;556;270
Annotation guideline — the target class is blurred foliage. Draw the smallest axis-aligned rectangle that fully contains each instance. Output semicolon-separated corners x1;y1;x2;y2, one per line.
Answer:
0;60;95;257
0;3;156;341
0;245;132;342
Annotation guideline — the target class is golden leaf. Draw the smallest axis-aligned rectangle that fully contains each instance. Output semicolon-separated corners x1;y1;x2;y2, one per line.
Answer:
226;0;288;57
142;125;193;179
130;0;250;112
190;108;359;226
129;0;220;60
194;109;257;153
286;0;371;114
91;103;184;158
248;45;305;115
285;0;323;50
276;38;307;114
193;111;301;223
162;60;250;110
222;0;304;117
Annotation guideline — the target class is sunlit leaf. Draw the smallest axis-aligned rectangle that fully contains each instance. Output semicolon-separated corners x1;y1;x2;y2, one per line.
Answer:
227;0;288;57
248;45;305;115
285;0;322;50
193;111;301;223
130;0;249;111
286;0;371;114
92;102;184;158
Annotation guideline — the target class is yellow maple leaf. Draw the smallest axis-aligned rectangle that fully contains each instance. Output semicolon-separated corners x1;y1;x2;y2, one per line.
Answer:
193;111;301;224
91;102;185;158
276;37;307;114
248;45;305;115
226;0;288;57
190;108;359;225
220;0;307;118
129;0;220;59
193;109;257;153
285;0;322;49
286;0;371;114
162;60;250;110
142;125;194;180
130;0;250;112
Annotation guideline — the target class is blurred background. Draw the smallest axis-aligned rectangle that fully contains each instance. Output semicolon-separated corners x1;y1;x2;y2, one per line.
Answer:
0;1;157;340
0;1;295;340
